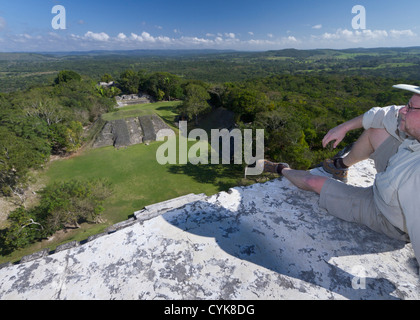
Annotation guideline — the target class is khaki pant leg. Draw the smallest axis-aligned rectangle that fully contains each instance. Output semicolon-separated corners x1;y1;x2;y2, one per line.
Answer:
370;135;402;173
319;179;409;242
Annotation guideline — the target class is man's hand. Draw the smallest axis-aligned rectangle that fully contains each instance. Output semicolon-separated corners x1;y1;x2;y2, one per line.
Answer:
322;115;364;149
322;124;347;149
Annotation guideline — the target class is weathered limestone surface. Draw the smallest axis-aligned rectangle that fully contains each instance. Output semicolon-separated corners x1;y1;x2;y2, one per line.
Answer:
0;160;419;300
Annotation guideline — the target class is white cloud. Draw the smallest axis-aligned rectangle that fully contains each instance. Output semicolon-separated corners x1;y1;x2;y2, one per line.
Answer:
180;36;213;45
361;29;389;41
157;36;172;44
246;35;299;49
130;33;141;41
117;33;127;40
312;24;322;30
248;39;275;46
141;32;156;43
48;32;61;39
130;32;172;45
319;28;388;43
390;29;416;38
284;36;298;43
225;32;235;39
74;30;300;50
84;31;110;41
3;25;419;52
307;27;420;49
8;33;43;49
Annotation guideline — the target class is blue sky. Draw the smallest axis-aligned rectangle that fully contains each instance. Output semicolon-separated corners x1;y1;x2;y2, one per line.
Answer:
1;0;420;52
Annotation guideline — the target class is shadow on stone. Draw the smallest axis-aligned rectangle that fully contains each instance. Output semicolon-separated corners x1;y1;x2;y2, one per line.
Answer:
162;184;410;300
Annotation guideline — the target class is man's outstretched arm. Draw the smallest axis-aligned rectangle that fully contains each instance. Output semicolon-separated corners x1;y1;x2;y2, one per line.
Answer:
322;115;364;149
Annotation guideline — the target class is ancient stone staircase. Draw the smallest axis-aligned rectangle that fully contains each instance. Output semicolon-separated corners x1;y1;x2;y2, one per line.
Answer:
93;114;175;149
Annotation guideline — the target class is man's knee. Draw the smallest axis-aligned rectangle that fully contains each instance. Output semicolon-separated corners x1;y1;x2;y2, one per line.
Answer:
303;174;328;195
365;128;391;151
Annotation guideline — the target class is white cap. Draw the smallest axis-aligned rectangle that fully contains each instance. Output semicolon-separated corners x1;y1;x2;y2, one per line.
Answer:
393;84;420;95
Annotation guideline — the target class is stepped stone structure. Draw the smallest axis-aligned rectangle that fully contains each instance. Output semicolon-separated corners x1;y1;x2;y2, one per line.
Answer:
115;94;153;107
93;114;174;149
0;160;419;300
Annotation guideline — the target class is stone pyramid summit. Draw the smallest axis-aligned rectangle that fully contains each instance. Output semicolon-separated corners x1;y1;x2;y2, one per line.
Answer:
0;160;419;300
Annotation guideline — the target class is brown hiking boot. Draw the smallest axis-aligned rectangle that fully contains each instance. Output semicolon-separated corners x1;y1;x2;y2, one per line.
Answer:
322;159;348;183
256;160;290;175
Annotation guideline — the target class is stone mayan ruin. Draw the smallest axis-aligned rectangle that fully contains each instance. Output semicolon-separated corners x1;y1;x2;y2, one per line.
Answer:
93;114;175;149
115;94;154;107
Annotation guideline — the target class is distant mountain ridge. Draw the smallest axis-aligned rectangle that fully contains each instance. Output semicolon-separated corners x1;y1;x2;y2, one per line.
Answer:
2;46;420;60
2;46;420;93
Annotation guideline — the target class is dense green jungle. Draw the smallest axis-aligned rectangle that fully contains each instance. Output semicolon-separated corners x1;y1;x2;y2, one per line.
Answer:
0;47;419;260
1;47;420;91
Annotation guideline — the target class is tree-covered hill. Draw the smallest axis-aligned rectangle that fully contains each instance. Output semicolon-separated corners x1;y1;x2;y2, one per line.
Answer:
2;47;420;92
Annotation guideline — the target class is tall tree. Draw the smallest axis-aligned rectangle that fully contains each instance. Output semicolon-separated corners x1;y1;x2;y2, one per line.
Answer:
0;127;45;196
54;70;82;85
118;69;140;94
179;84;211;125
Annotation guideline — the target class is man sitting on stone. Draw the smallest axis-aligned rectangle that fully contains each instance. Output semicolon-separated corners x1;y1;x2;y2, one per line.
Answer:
259;84;420;267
